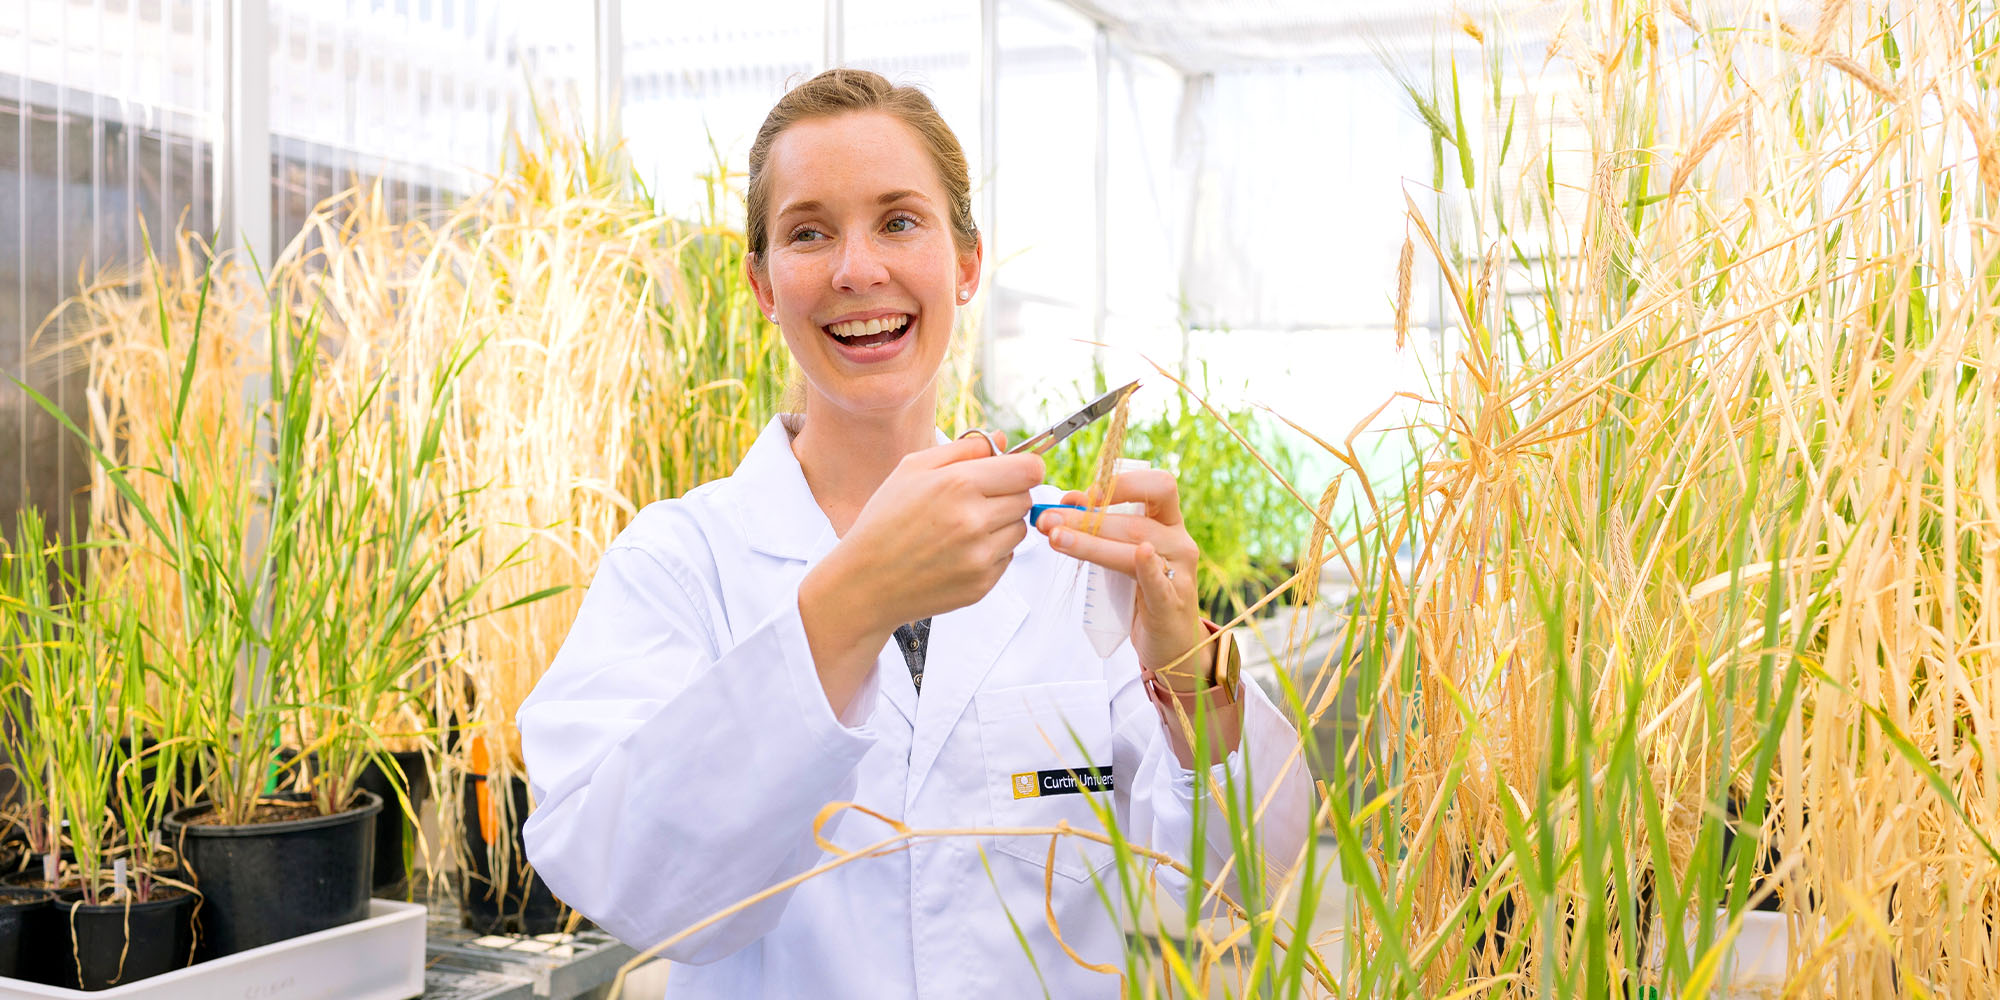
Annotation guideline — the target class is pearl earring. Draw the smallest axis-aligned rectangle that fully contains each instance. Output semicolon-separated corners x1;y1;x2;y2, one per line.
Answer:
958;290;971;302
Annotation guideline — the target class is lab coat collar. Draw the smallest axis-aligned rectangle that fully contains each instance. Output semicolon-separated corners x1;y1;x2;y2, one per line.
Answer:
730;415;837;563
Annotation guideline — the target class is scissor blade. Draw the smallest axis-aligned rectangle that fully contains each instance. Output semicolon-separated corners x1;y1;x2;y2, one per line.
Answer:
1009;380;1139;454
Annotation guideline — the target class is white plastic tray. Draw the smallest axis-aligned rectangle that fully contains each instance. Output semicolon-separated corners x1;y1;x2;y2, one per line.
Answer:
1649;909;1795;997
0;899;425;1000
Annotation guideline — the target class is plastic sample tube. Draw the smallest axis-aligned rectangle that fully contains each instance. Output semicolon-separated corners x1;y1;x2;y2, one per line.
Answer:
1082;458;1150;657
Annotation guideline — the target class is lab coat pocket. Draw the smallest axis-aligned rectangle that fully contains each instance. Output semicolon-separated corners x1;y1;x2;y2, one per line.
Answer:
976;680;1116;883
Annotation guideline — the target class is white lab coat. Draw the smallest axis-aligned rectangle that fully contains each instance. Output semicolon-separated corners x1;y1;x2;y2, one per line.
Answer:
519;416;1311;998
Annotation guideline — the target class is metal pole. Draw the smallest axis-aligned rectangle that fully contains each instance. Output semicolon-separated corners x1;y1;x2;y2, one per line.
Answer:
823;0;844;70
1174;72;1209;382
215;0;271;266
1092;24;1108;374
978;0;998;409
213;0;273;725
593;0;623;143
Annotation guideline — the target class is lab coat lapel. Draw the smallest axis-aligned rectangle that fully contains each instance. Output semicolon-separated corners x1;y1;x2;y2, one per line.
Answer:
733;417;831;563
906;573;1028;795
731;416;917;727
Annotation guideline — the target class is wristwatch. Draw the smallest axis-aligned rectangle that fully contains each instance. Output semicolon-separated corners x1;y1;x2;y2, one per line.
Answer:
1202;618;1242;700
1144;618;1240;707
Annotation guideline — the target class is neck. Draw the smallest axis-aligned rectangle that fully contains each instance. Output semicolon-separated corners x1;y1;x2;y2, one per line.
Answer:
790;389;940;535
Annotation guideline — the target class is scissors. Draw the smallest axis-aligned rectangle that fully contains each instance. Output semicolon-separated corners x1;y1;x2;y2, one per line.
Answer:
958;379;1139;524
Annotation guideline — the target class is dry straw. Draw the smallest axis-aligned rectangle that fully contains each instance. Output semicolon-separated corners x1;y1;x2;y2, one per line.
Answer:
1321;0;2000;995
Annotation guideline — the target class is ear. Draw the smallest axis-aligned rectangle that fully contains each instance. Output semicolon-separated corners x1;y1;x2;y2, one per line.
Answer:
745;253;777;320
955;236;984;304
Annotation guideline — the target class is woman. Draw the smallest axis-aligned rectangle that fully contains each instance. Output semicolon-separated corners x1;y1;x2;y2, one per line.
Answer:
519;68;1310;998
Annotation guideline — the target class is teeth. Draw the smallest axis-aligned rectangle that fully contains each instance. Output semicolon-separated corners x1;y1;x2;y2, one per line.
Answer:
826;314;912;338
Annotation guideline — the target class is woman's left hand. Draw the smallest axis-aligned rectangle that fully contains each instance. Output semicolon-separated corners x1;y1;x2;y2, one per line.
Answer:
1033;469;1211;688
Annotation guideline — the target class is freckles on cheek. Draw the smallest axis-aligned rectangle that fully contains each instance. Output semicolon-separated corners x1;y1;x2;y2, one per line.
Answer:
770;249;824;297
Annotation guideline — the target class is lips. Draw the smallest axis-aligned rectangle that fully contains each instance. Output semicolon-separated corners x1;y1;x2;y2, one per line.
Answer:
820;312;915;362
825;313;912;339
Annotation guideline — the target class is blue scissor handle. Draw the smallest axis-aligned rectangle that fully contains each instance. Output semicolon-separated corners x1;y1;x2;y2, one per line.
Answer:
1029;503;1088;527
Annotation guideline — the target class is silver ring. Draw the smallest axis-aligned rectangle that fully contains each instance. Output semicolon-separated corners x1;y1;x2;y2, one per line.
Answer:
957;428;1001;456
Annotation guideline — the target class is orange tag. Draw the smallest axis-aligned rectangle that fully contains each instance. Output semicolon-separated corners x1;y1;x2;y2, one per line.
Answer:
470;735;496;845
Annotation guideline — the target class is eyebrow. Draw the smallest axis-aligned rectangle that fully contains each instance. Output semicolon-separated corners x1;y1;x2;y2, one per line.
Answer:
775;189;932;220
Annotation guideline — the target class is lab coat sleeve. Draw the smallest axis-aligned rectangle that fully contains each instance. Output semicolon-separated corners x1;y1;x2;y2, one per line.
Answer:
1111;651;1312;908
518;542;879;964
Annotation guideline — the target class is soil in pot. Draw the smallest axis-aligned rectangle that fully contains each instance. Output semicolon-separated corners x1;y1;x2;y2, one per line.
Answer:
356;750;430;894
459;773;567;935
0;886;52;981
162;789;381;961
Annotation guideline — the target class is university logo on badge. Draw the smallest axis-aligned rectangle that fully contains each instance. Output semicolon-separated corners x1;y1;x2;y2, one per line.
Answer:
1012;772;1040;799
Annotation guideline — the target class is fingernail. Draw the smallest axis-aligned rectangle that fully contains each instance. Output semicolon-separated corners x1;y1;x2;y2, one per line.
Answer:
1051;528;1070;547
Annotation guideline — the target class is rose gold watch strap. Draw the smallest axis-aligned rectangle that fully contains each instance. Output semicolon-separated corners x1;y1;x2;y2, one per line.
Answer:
1139;618;1238;708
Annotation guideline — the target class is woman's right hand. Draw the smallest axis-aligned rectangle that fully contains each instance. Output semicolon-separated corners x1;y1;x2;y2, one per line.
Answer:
799;434;1044;714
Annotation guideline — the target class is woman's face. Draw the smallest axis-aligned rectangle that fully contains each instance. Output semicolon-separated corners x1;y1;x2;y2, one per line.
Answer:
748;111;980;422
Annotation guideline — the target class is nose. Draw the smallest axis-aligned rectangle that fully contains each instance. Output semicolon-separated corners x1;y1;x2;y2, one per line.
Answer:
830;233;889;293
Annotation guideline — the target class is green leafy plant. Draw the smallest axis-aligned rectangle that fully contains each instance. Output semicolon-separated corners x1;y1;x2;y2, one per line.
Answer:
0;510;179;903
30;226;500;829
23;248;298;828
282;332;494;819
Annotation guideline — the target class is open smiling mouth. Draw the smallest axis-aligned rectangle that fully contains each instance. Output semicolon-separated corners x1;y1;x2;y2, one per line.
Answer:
822;313;913;351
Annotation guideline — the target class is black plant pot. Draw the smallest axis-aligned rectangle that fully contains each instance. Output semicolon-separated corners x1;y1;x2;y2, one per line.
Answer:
459;774;565;935
42;889;197;991
0;818;27;876
162;790;381;961
0;886;52;981
356;750;431;893
1719;791;1799;913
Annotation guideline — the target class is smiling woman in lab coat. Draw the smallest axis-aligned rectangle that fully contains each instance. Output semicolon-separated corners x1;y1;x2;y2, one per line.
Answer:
518;68;1310;998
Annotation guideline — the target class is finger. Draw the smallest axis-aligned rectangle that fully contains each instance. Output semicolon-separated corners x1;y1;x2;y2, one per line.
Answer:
961;453;1046;497
997;518;1028;556
918;433;1010;469
1132;541;1192;621
1068;469;1184;527
976;492;1036;532
1036;509;1198;564
1036;509;1155;546
1038;509;1152;542
1045;522;1140;575
953;428;1011;457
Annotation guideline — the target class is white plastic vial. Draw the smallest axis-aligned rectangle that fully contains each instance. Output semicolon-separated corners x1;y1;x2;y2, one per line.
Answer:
1082;458;1150;657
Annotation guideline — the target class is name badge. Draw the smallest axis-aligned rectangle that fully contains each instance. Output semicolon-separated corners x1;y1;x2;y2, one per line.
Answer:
1011;766;1114;799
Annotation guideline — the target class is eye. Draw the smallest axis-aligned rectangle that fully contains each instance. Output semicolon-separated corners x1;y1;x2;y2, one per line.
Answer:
788;225;825;244
885;214;918;234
